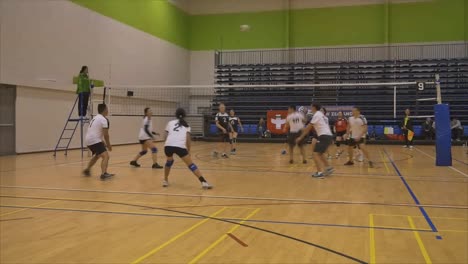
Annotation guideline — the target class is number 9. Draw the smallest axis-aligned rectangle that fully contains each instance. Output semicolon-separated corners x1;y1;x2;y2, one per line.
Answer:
417;82;425;91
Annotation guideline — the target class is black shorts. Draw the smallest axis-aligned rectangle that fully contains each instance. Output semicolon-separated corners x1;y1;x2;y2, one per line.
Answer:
347;138;366;147
288;131;306;147
87;142;107;156
336;131;346;137
314;135;333;154
164;146;189;158
139;139;151;144
231;126;239;133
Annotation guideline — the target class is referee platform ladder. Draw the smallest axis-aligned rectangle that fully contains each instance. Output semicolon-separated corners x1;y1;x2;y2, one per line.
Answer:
53;88;108;158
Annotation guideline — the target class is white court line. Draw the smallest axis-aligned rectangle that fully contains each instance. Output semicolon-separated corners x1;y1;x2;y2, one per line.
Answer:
0;185;466;209
414;147;468;178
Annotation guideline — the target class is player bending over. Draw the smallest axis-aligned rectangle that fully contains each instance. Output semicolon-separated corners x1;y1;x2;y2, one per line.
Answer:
130;107;163;169
284;105;307;164
82;104;114;180
213;103;232;158
297;103;334;178
229;109;243;155
163;108;212;189
344;107;374;168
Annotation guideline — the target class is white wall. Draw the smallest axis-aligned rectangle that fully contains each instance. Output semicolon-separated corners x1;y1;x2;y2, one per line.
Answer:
189;51;215;115
0;0;190;89
0;0;190;153
15;86;172;153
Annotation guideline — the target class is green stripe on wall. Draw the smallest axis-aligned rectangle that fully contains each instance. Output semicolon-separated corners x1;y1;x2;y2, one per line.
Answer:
71;0;190;49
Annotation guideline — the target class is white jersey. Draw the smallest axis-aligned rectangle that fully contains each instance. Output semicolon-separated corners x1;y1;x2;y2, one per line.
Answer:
85;114;109;146
286;112;305;133
310;111;332;136
164;119;191;149
348;115;368;139
138;117;153;141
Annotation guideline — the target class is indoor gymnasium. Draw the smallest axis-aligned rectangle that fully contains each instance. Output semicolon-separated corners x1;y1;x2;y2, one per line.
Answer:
1;0;467;263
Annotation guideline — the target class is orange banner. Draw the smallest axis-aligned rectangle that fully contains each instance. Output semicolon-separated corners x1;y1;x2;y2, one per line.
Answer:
267;110;289;135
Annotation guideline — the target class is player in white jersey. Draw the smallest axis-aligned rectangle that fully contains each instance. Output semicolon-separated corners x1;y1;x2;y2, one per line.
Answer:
163;108;212;189
320;107;334;159
130;107;163;169
345;107;374;168
283;105;307;164
229;109;243;155
82;104;114;180
297;103;334;178
213;103;232;158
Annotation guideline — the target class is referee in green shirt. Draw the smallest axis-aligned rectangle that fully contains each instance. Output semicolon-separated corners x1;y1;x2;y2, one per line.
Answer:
76;66;92;118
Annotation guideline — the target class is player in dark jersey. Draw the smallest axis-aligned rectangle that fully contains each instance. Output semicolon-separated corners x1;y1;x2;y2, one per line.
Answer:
213;103;232;158
334;111;348;158
229;109;243;155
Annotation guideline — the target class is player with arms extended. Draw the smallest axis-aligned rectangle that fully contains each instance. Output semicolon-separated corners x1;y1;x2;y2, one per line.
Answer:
284;105;307;164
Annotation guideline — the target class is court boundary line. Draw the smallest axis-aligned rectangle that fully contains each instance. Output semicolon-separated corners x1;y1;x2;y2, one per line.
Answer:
383;149;441;239
2;204;466;234
1;186;466;210
414;147;468;178
407;216;433;264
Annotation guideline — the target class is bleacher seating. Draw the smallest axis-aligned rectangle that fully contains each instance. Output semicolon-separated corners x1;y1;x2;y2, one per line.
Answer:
208;58;468;137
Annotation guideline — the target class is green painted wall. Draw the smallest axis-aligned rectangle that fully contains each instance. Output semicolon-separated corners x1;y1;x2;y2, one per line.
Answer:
71;0;190;49
190;0;467;50
71;0;466;51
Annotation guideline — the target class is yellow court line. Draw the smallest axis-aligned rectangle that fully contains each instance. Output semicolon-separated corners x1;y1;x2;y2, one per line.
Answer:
131;207;227;264
379;150;391;175
407;216;432;264
0;200;58;217
369;214;376;264
189;208;261;264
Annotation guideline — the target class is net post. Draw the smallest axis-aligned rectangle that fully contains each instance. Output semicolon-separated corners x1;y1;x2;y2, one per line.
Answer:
433;74;451;166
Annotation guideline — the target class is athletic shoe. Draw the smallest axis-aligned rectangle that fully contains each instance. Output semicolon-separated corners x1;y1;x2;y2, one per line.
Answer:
312;172;325;178
344;161;354;166
100;172;114;181
357;155;364;162
303;160;307;164
368;161;374;168
230;150;236;155
152;163;163;169
82;169;91;177
221;153;229;158
324;167;334;176
327;154;333;160
130;161;141;167
409;146;414;150
289;160;294;164
162;180;169;187
281;150;287;155
212;151;218;158
202;182;213;189
402;145;408;148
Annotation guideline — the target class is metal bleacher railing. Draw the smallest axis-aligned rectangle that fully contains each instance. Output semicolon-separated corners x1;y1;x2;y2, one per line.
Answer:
209;43;468;139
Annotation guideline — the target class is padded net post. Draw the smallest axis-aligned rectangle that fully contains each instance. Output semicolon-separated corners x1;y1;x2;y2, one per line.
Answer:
434;104;452;166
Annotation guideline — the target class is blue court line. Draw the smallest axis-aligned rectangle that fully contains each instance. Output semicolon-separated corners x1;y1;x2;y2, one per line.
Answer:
0;204;434;233
383;149;442;240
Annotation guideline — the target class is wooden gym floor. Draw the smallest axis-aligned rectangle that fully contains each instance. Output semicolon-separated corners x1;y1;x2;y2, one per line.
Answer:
0;142;467;264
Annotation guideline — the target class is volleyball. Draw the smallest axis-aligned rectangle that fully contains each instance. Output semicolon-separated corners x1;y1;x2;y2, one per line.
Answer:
240;24;250;32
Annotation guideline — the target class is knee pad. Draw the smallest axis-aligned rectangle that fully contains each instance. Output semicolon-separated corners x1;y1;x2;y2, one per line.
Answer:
165;160;174;167
188;163;198;172
139;150;148;156
151;147;158;154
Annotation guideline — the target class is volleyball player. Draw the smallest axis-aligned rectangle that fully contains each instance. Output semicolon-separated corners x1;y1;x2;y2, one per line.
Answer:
284;105;307;164
163;108;212;189
130;107;163;169
320;107;333;159
334;111;348;157
229;109;243;155
82;104;114;180
344;107;374;168
297;103;334;178
213;103;232;158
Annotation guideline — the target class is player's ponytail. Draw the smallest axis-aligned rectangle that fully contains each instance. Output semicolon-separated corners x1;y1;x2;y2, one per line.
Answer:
175;108;189;127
